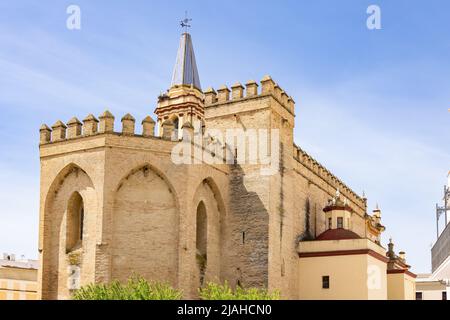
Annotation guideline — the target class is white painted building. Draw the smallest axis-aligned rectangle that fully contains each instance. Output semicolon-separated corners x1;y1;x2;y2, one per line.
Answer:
416;173;450;300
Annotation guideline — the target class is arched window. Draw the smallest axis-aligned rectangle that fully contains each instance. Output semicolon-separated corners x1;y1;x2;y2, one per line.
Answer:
172;116;179;138
196;201;207;285
66;192;84;252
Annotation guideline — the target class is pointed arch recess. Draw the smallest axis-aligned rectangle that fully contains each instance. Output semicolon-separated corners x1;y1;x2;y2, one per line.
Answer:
111;163;180;286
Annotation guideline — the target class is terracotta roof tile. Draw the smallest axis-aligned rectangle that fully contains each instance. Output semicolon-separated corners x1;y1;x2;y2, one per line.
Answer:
316;228;361;241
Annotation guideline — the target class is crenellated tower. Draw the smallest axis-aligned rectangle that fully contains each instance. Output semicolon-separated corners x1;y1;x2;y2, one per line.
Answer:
155;31;204;139
36;21;402;300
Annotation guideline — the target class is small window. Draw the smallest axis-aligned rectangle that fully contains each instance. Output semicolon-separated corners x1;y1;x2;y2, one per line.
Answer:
322;276;330;289
328;217;332;229
416;292;423;300
66;192;84;252
201;120;206;135
80;208;84;241
172;116;179;139
337;217;343;229
443;291;447;300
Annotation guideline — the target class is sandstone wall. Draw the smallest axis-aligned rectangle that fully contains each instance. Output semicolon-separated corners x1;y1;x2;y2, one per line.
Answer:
39;123;230;299
39;77;367;300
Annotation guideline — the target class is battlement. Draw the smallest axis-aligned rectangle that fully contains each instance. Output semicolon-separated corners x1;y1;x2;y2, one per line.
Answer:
204;75;295;116
39;111;157;145
293;144;366;210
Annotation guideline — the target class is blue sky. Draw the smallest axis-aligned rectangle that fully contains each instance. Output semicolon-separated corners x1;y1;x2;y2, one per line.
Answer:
0;0;449;273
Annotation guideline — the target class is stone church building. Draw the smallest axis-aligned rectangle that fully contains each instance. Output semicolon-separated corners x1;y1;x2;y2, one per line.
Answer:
37;31;415;300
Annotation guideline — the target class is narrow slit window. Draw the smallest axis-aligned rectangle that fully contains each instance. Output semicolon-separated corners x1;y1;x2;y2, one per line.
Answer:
322;276;330;289
337;217;343;229
80;208;84;241
66;192;84;252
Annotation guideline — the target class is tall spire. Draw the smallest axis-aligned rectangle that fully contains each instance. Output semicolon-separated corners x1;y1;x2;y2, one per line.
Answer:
170;32;201;90
155;18;204;138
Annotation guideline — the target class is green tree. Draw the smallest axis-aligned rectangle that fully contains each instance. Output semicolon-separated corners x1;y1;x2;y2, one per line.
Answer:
199;282;280;300
72;275;182;300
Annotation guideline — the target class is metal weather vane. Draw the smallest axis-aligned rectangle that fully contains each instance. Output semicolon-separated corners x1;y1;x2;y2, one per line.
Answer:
180;11;192;33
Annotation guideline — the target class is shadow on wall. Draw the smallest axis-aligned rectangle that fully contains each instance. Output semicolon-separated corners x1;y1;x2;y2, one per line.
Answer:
228;163;269;289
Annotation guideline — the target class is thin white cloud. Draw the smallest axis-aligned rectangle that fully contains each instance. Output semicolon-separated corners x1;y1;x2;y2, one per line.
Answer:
292;74;449;272
0;163;39;259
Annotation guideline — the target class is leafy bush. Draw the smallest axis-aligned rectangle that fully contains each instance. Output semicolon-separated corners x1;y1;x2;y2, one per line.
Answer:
199;282;280;300
72;275;182;300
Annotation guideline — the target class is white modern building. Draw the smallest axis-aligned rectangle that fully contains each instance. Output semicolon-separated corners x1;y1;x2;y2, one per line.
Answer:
416;173;450;300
